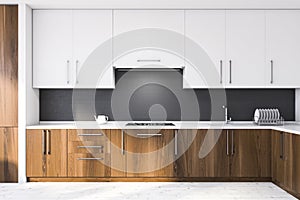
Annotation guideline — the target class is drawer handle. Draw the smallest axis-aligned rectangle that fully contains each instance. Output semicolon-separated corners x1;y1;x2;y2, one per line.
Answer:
137;59;161;62
77;146;104;149
78;134;103;136
77;158;104;161
137;133;163;136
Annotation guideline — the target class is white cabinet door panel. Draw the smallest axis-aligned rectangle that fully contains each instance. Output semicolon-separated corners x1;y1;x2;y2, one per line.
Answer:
113;10;184;67
226;10;266;87
266;10;300;87
184;10;225;88
33;10;73;88
73;10;114;88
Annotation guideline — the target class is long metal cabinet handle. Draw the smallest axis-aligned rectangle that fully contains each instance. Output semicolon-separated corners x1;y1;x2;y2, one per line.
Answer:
42;130;46;155
76;60;79;84
226;130;229;156
136;133;163;136
229;60;232;84
220;60;223;84
231;130;234;156
77;158;104;161
77;146;103;149
47;130;51;155
270;60;274;84
137;59;161;62
78;134;103;136
280;132;284;159
121;130;124;155
67;60;70;84
174;130;178;156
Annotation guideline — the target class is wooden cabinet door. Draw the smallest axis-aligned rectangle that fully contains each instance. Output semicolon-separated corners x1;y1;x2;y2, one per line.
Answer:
292;134;300;196
33;10;73;88
184;10;225;88
0;128;18;182
0;6;18;126
230;129;271;178
125;129;175;177
68;129;111;177
272;131;293;189
110;129;126;177
226;10;266;87
266;10;300;87
26;129;45;177
26;129;67;177
176;129;230;177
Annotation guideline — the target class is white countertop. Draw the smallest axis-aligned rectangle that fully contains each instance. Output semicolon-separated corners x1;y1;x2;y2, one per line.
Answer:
26;121;300;135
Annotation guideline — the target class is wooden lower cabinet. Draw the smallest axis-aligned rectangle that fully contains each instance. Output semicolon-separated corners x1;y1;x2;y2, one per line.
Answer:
26;129;67;177
272;131;293;190
176;129;271;178
110;129;126;177
292;134;300;197
176;129;230;177
230;129;271;178
125;129;175;177
0;128;18;182
68;129;111;177
272;131;300;198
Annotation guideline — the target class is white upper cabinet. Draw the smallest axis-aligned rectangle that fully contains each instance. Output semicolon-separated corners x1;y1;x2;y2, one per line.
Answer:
113;10;185;68
226;10;266;87
33;10;73;88
266;10;300;87
33;10;114;88
73;10;114;88
184;10;226;88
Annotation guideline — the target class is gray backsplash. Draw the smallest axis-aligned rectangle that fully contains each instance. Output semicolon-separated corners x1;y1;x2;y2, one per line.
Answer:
40;70;295;121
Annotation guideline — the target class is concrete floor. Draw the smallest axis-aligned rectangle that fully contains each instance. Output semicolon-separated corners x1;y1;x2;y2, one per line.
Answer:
0;182;297;200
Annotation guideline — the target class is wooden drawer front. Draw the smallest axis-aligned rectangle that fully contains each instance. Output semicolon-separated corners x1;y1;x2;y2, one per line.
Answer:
125;129;175;153
68;129;110;154
68;129;111;177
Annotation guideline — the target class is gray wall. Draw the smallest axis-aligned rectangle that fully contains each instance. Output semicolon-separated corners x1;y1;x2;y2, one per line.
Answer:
40;70;295;121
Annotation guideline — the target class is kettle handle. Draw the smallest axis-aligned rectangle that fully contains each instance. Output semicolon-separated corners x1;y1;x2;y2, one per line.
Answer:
94;115;97;120
105;116;109;121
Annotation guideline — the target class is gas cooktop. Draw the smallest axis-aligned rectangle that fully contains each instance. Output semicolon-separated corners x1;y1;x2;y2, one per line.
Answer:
126;122;175;126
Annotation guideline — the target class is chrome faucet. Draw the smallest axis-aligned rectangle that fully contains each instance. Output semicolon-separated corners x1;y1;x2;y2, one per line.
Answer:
222;105;232;124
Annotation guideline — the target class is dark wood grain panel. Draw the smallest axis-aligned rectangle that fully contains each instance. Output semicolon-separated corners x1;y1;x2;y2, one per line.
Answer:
230;129;271;178
0;128;18;182
292;134;300;197
176;129;230;177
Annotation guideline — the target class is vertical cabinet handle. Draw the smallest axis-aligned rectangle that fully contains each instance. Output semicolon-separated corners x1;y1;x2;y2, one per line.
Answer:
229;60;232;84
231;130;234;156
42;130;46;155
174;130;178;156
76;60;79;84
220;60;223;84
270;60;274;84
121;130;124;155
46;130;51;155
67;60;70;84
280;132;284;160
226;130;229;156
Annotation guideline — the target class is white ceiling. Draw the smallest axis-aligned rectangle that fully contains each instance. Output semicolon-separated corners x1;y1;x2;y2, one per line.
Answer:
1;0;300;9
